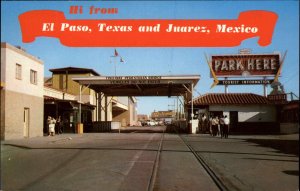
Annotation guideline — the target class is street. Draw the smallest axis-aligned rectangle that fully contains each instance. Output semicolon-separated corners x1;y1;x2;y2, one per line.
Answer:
1;128;299;191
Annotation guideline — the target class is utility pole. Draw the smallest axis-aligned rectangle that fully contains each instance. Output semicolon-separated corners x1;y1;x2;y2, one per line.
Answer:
224;77;228;93
168;100;175;111
110;55;117;76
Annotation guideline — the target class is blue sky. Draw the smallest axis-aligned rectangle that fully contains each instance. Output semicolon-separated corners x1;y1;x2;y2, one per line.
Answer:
1;1;299;115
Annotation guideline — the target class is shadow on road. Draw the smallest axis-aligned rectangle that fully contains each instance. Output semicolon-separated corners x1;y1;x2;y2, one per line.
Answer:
282;170;299;176
244;138;299;156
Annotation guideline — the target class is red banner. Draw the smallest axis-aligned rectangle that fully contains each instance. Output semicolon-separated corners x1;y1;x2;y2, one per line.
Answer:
19;10;277;47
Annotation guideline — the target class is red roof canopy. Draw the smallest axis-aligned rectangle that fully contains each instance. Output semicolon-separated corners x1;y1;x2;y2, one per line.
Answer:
193;93;271;105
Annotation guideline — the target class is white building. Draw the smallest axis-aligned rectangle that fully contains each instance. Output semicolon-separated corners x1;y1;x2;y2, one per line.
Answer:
112;96;138;127
192;93;278;134
1;42;44;140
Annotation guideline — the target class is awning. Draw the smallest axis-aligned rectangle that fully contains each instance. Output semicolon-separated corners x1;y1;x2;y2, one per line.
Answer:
192;93;272;105
72;75;200;97
44;98;95;110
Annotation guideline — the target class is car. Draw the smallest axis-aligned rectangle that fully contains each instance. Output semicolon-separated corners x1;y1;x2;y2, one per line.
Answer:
147;121;156;126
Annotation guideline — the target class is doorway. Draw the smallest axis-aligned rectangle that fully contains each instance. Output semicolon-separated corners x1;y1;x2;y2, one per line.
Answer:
229;111;238;131
24;108;30;138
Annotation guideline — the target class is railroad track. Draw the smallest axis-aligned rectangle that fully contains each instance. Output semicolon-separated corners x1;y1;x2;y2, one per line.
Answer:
147;131;165;191
179;134;229;191
147;131;229;191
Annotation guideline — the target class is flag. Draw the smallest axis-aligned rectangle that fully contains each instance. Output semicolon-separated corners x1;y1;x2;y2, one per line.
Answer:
120;57;124;63
114;49;119;57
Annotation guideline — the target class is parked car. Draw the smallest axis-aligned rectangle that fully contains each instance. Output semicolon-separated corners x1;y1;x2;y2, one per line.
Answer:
147;120;156;126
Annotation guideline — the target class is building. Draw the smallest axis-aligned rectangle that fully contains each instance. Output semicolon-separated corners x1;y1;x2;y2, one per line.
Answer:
280;100;299;134
1;42;44;140
191;51;299;135
112;96;138;127
49;67;100;120
43;85;86;134
192;93;279;134
151;110;175;124
137;114;149;122
45;67;138;132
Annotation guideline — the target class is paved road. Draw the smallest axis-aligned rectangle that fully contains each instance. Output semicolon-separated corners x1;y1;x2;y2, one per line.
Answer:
184;134;299;191
1;133;162;191
1;130;299;191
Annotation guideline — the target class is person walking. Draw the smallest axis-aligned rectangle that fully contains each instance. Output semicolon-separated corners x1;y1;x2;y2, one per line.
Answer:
223;115;230;138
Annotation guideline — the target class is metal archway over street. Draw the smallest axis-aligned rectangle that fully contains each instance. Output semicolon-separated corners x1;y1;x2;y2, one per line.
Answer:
72;75;200;98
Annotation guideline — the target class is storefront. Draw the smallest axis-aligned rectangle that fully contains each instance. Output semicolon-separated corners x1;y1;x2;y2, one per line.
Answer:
44;96;95;134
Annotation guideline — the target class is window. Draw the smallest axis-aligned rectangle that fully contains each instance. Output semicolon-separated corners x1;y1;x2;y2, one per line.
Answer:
16;64;22;79
30;70;37;84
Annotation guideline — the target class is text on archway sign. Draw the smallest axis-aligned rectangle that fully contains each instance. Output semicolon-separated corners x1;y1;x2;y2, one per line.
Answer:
106;76;161;84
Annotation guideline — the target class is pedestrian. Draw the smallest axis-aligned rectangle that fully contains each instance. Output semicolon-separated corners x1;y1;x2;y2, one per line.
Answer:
209;116;213;136
56;116;63;134
223;115;230;138
201;114;207;133
49;117;56;136
219;115;225;138
197;116;201;134
215;116;220;136
47;116;51;136
211;116;218;136
198;114;206;133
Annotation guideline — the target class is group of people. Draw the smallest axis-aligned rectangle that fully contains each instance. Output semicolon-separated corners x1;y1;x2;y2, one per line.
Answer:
198;114;230;138
47;116;63;136
210;115;230;138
